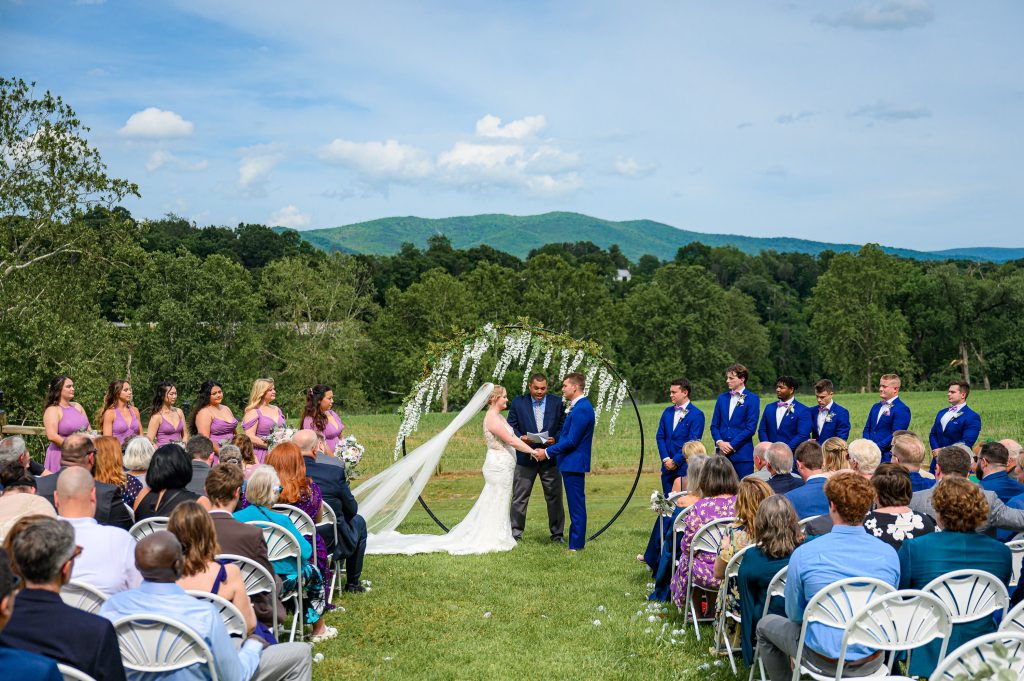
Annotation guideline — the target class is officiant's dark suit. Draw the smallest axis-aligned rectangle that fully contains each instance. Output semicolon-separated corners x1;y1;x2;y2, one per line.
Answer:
507;387;566;542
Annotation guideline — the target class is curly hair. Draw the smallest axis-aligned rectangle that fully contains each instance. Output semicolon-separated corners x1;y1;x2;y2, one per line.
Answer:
751;495;803;560
167;501;220;577
301;384;332;433
933;477;989;532
824;471;875;524
735;477;773;529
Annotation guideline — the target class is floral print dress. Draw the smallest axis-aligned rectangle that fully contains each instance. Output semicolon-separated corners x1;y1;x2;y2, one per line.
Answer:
864;510;936;549
669;495;736;608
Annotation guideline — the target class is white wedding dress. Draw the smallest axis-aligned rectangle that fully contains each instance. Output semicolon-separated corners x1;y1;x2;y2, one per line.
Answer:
356;383;518;556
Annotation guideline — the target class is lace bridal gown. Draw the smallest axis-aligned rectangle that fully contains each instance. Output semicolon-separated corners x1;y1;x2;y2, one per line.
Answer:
357;383;518;556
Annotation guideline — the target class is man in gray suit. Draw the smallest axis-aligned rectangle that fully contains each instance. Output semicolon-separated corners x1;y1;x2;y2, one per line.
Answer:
185;436;215;496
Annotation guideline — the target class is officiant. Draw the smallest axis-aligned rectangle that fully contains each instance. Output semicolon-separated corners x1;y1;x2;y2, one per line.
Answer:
507;373;566;543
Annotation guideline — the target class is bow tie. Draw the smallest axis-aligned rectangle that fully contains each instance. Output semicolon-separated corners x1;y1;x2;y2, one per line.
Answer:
777;401;789;407
948;406;959;413
879;400;890;406
731;390;743;397
819;406;829;413
674;405;686;412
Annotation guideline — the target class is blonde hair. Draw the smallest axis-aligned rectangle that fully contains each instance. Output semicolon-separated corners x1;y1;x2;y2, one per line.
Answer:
735;477;773;529
822;437;850;473
244;378;275;413
488;385;507;406
683;441;707;458
245;465;281;507
880;373;902;389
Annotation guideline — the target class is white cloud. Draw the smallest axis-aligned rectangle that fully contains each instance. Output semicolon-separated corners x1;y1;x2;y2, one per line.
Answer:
86;68;109;77
146;149;208;173
613;157;655;179
237;144;285;193
119;107;195;138
819;0;934;31
318;139;434;180
475;114;546;139
849;101;932;121
269;205;311;229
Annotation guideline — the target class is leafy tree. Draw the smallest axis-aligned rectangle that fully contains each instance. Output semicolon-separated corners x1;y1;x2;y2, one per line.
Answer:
520;254;617;343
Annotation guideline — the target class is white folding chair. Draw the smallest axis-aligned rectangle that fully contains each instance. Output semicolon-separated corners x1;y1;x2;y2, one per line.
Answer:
669;505;692;571
682;516;736;640
834;590;951;680
60;579;108;614
929;631;1024;681
799;515;822;531
273;503;317;538
922;569;1008;628
715;543;754;674
317;501;343;602
123;503;135;525
247;520;304;642
749;565;788;681
129;516;169;542
791;577;896;681
57;664;96;681
1000;600;1024;635
1007;538;1024;587
216;553;278;637
112;614;219;681
186;590;248;642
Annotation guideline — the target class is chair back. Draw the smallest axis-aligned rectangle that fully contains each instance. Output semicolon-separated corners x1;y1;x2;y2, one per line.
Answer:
112;614;219;681
273;503;317;538
215;553;275;598
803;577;895;629
923;569;1009;625
129;516;169;542
123;503;135;525
246;520;301;564
929;631;1024;681
689;517;736;560
186;590;247;641
798;515;820;527
60;579;108;615
670;505;692;567
1007;538;1024;587
1000;600;1024;635
57;664;97;681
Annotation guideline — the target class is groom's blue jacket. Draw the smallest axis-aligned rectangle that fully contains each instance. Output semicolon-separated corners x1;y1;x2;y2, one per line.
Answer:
507;393;565;467
545;397;594;473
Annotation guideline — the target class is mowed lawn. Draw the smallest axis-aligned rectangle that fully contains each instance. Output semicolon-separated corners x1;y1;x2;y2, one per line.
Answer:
312;389;1024;680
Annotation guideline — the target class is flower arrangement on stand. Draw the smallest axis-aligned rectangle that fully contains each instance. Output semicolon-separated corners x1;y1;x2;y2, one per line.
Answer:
335;435;365;478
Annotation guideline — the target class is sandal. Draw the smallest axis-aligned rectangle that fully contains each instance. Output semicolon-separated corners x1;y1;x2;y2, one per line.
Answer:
310;626;338;644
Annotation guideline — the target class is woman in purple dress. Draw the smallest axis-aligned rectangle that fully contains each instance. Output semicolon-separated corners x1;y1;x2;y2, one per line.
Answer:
300;384;344;454
98;380;143;445
146;381;188;446
189;380;238;454
242;378;286;464
42;375;91;473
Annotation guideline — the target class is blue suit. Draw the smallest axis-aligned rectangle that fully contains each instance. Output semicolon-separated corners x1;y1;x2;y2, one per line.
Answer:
811;402;851;441
927;405;981;474
757;400;812;452
862;397;912;462
710;388;760;478
655;402;705;494
506;393;565;467
784;476;829;519
545;397;595;550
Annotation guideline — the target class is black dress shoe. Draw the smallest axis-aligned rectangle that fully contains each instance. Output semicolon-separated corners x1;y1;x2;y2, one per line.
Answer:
344;583;368;593
550;536;565;543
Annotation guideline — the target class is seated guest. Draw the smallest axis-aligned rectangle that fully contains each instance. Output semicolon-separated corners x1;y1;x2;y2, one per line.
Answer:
0;517;126;681
847;438;881;479
121;436;154;507
99;532;313;680
0;462;56;541
978;441;1024;503
134;443;208;521
35;433;132;530
670;442;709;494
756;472;899;681
668;455;740;608
863;463;935;549
1003;439;1024;483
0;436;44;478
751;442;772;482
641;451;709;570
0;546;62;679
54;468;141;595
784;441;829;519
186;435;216;497
898;477;1012;677
218;444;244;470
167;501;257;635
92;436;142;513
234;466;335;642
820;437;850;476
764;443;803;495
232;434;260;479
313;433;342;468
891;432;935;492
737;496;804;667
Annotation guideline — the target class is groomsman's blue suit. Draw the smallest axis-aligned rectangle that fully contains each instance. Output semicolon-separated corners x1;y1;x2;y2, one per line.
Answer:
710;388;760;478
757;400;812;452
655;403;705;494
928;404;981;474
863;398;912;463
811;402;851;442
545;397;595;550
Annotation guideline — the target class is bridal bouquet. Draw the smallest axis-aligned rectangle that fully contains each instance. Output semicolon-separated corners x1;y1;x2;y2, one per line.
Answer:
265;426;297;451
649;490;674;517
335;435;365;477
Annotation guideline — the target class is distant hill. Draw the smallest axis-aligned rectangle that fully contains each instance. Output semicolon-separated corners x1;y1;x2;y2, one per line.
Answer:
284;212;1024;263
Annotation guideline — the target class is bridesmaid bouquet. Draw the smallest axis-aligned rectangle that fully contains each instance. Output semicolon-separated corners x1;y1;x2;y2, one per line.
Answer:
266;426;297;451
649;490;674;517
335;435;365;477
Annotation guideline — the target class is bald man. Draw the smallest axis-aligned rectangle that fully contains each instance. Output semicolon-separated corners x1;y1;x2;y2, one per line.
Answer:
35;433;132;530
55;468;141;596
100;532;312;681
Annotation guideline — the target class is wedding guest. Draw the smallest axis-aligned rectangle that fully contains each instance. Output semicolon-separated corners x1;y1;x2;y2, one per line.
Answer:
737;495;804;667
42;375;90;473
0;461;56;541
891;432;935;492
862;373;911;463
757;376;812;453
35;434;133;531
242;378;287;464
898;477;1011;677
54;467;141;595
1003;439;1024;483
0;435;35;475
122;436;154;507
820;437;850;475
710;364;760;478
672;442;709;494
863;463;935;549
928;381;981;474
848;438;882;479
93;435;141;510
784;440;829;519
669;455;739;608
134;444;207;521
97;380;142;445
764;443;803;495
654;377;705;494
218;444;244;469
167;501;257;635
977;441;1024;502
752;442;772;482
190;380;238;453
0;547;61;679
811;379;850;442
186;435;216;496
301;385;344;454
0;517;127;681
233;433;260;478
146;381;188;446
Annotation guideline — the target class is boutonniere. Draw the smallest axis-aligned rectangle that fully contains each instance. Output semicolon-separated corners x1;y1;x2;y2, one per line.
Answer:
785;403;795;416
880;404;892;416
824;412;834;423
735;394;746;406
950;411;962;420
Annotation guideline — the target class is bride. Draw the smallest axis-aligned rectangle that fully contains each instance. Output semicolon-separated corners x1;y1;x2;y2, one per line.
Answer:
355;383;539;555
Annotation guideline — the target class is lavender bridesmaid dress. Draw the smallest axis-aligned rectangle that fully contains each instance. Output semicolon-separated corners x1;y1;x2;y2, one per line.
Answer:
44;405;89;472
209;414;238;447
155;413;185;446
301;410;344;453
111;407;141;445
242;407;286;464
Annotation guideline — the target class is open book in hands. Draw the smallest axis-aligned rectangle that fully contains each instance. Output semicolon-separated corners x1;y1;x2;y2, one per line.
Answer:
524;431;549;445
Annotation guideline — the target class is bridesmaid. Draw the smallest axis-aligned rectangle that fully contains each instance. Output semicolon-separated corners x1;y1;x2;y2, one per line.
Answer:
147;381;188;446
241;378;286;464
301;384;344;454
97;380;143;445
189;380;238;453
42;375;91;473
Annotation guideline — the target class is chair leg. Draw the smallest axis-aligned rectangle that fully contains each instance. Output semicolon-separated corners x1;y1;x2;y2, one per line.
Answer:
689;589;702;640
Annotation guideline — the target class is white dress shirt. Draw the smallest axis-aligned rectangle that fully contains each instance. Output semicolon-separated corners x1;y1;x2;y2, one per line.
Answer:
877;397;896;423
63;515;142;595
817;400;834;434
672;400;691;429
941;403;964;430
776;399;794;429
728;389;744;419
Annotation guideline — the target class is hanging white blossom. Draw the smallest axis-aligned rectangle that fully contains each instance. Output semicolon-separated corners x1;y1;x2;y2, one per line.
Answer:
541;347;553;372
567;349;585;375
608;380;629;434
521;342;541;393
583;362;599;397
457;343;472;380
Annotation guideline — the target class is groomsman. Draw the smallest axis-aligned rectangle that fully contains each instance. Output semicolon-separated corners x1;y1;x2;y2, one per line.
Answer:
811;379;851;442
507;373;566;543
654;378;705;494
710;364;760;478
757;376;812;452
863;373;912;463
928;381;981;474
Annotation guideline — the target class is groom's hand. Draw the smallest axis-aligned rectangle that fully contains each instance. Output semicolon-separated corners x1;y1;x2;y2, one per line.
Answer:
533;448;547;461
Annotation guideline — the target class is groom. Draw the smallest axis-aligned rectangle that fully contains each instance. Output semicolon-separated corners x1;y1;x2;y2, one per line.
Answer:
535;372;594;552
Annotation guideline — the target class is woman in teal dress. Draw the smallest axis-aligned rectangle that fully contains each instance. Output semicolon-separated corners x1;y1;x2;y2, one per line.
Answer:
897;477;1011;677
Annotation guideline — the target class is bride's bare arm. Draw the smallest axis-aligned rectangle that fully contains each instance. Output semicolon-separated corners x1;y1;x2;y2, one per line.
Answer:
485;414;536;455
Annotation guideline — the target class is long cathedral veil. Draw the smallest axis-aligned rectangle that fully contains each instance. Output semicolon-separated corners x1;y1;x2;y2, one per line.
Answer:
353;382;494;535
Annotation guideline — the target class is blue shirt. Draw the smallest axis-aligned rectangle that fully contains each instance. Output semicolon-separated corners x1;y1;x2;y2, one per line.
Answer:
785;524;901;660
0;646;61;680
908;471;936;493
233;505;312;580
784;476;830;519
980;471;1024;504
100;581;262;681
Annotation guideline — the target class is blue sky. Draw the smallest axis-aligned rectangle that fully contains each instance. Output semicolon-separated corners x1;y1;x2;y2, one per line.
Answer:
3;0;1022;250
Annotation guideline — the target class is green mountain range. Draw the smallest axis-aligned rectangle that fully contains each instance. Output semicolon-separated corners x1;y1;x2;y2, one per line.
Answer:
288;212;1024;263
